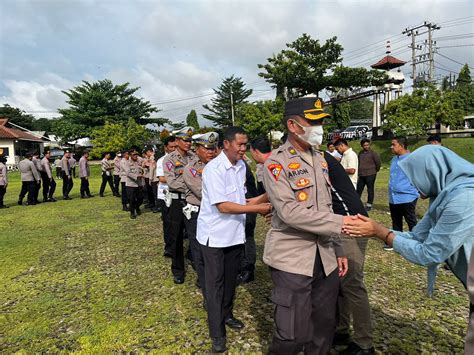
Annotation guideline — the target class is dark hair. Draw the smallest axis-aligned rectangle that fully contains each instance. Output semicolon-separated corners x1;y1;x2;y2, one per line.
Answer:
25;152;33;158
102;152;110;158
250;136;271;154
360;138;371;146
144;145;154;152
427;134;442;143
333;138;348;147
326;142;335;148
0;155;6;163
82;151;89;156
163;136;176;146
393;137;408;149
223;126;247;142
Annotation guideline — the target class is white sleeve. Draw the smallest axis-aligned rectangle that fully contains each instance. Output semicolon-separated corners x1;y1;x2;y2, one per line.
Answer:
156;157;165;177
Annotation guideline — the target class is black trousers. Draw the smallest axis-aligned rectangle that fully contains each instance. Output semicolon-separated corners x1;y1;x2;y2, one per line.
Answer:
121;181;128;205
201;243;243;338
71;167;76;178
184;210;206;294
56;167;62;179
99;173;114;195
0;185;6;206
80;177;91;197
389;199;418;232
268;251;340;355
151;182;159;209
356;174;377;205
33;177;41;202
41;172;56;200
144;179;155;206
62;172;73;197
168;198;187;278
19;181;36;204
126;186;143;214
241;213;257;272
113;175;121;195
158;199;171;254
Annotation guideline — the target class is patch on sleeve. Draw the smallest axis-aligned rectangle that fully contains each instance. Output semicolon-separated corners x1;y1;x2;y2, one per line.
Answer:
267;163;282;181
190;167;197;177
166;161;174;171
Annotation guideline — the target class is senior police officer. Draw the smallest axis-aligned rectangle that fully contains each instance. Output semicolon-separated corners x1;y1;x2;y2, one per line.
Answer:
18;152;41;205
263;97;351;354
41;151;57;202
163;126;195;284
183;132;218;296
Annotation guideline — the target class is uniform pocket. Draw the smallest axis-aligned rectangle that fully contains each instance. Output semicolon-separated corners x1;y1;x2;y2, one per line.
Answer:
288;179;314;208
271;288;295;340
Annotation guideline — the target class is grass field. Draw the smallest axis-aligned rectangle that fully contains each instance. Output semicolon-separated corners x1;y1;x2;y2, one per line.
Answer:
0;149;471;353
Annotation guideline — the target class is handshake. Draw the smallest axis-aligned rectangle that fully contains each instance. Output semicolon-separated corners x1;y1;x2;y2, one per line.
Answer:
342;214;383;238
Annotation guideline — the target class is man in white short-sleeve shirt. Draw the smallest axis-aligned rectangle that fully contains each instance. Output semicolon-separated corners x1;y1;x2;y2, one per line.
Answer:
197;127;271;353
335;138;359;189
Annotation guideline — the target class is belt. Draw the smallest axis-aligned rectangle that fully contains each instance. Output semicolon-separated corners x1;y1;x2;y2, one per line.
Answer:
169;191;185;200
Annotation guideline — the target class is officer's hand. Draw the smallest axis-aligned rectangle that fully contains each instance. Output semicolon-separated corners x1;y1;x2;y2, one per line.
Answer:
256;202;272;216
337;257;348;277
246;197;259;205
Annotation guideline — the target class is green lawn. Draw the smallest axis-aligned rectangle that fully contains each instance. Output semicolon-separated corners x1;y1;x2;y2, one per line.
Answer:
0;163;470;353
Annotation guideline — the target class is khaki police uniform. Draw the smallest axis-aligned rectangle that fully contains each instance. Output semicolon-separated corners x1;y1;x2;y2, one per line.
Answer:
183;131;218;294
61;154;73;199
41;156;56;201
0;161;8;208
32;156;43;202
79;156;92;198
99;157;115;196
113;155;122;196
125;158;144;218
18;158;40;205
163;126;195;281
263;97;346;354
119;157;129;209
148;157;159;212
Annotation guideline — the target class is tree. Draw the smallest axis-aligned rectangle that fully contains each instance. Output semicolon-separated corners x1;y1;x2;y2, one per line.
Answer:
186;109;200;130
258;34;386;98
202;75;253;127
235;99;284;139
454;64;474;114
31;117;53;132
0;104;35;129
383;83;464;135
329;102;351;129
58;79;162;140
90;119;152;158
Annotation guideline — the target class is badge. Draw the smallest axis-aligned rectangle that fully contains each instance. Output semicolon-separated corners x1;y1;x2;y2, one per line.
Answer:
321;160;328;169
297;191;308;202
166;161;174;171
296;178;310;187
175;161;183;167
288;162;300;170
268;163;282;181
190;168;197;177
288;147;297;155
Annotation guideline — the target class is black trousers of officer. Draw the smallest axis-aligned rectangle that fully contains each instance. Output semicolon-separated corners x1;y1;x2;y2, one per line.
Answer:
113;175;121;196
389;199;418;232
0;185;7;206
126;186;143;214
168;198;187;278
158;199;171;254
99;172;114;195
19;181;36;204
120;182;128;205
183;210;205;293
80;177;92;197
241;213;257;273
201;243;243;338
41;172;56;200
356;174;377;205
62;172;73;197
33;177;41;202
268;250;340;355
151;181;159;210
56;167;62;179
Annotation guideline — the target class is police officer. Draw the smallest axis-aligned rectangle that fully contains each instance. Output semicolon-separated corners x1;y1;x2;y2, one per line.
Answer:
163;126;195;284
79;151;93;198
125;149;144;219
99;152;115;197
263;97;351;354
183;132;219;295
41;151;57;202
0;155;8;208
143;147;156;209
119;150;130;211
18;152;41;205
113;152;122;197
32;151;43;203
61;150;73;200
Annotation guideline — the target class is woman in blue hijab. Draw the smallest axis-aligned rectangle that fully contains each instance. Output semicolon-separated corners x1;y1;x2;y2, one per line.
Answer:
344;145;474;296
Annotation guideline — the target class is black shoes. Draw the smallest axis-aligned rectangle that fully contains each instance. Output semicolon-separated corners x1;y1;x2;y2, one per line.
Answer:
122;205;129;211
49;197;57;202
340;342;375;355
225;317;244;329
130;212;137;219
163;251;172;258
99;194;105;197
173;276;184;284
333;332;351;346
0;205;9;208
238;271;255;284
63;196;72;200
136;208;142;216
17;200;22;205
211;337;227;353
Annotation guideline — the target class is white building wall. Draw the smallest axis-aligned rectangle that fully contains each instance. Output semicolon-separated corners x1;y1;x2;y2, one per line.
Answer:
0;139;15;165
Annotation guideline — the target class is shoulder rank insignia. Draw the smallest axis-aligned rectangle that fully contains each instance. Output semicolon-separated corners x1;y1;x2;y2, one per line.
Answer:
288;162;300;170
190;167;197;177
166;161;174;171
321;160;328;169
268;163;282;181
175;161;183;167
288;147;297;155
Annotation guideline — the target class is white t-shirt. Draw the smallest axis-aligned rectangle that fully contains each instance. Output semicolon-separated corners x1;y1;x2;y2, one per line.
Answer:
340;147;359;188
326;149;342;160
197;151;246;248
156;153;168;200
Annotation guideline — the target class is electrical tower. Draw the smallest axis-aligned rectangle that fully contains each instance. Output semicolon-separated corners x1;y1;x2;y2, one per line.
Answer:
402;21;441;86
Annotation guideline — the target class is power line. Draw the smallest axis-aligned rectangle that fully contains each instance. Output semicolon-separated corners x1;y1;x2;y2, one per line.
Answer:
438;44;474;48
436;52;474;69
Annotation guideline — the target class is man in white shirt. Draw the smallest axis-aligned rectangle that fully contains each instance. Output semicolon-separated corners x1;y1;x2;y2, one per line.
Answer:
326;141;342;161
157;136;177;258
334;138;359;189
197;127;271;353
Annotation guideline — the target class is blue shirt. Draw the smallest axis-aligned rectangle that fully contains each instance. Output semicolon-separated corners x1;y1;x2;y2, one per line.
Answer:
388;153;419;204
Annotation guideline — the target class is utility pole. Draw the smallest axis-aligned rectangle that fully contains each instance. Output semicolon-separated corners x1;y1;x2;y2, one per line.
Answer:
426;22;440;82
230;89;235;126
403;24;424;82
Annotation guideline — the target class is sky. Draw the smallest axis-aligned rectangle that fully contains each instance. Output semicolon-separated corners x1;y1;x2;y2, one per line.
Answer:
1;0;473;126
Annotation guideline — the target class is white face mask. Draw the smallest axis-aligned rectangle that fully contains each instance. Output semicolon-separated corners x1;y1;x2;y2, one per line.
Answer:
293;121;324;146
